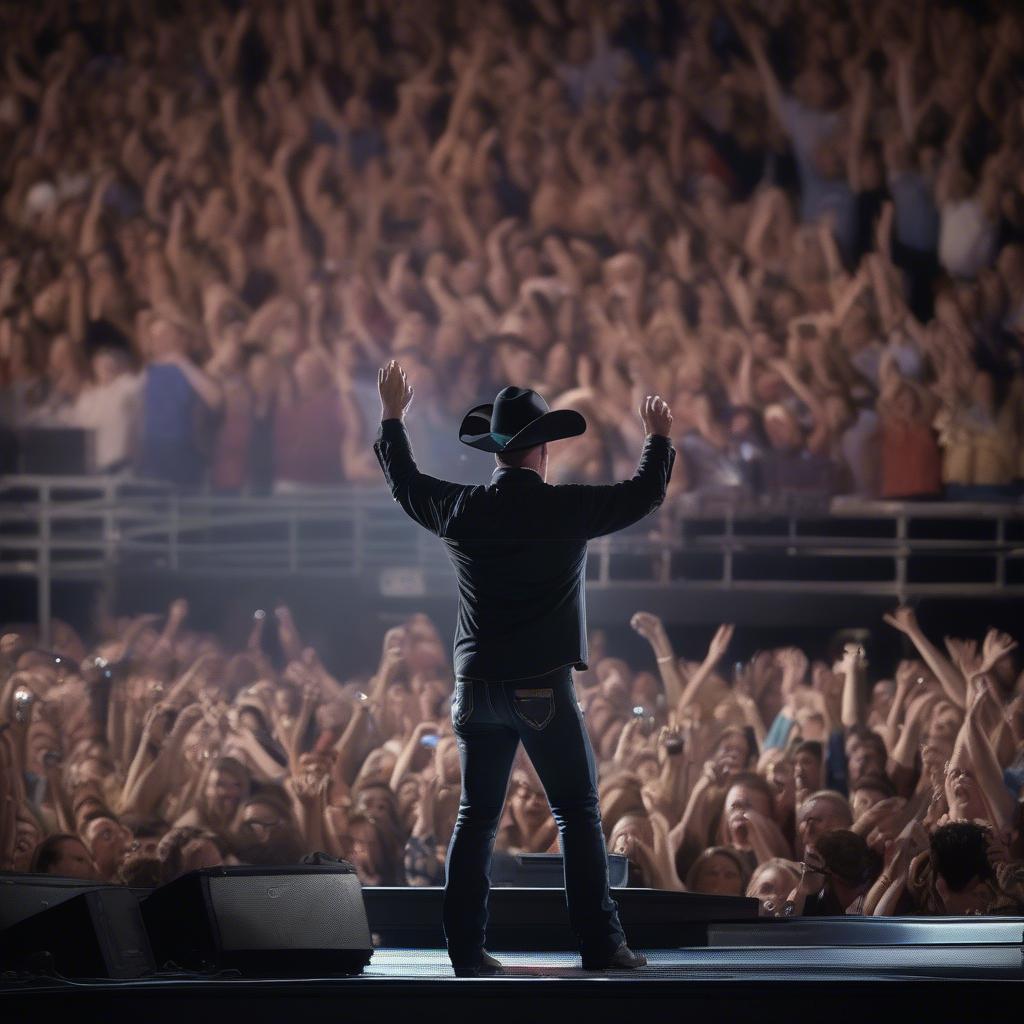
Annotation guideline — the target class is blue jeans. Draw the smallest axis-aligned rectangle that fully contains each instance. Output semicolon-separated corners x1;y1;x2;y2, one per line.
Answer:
442;665;626;962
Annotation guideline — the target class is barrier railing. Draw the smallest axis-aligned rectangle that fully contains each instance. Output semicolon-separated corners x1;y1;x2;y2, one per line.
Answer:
2;475;1022;645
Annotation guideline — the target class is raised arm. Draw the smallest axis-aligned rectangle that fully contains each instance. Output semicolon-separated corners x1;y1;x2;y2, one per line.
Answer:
963;682;1016;830
729;5;786;128
669;760;727;860
890;691;941;774
678;624;735;713
768;358;832;457
484;217;518;308
176;350;224;411
427;35;488;181
866;820;929;916
373;360;464;535
263;141;315;289
839;642;867;729
119;703;206;817
79;170;116;258
567;396;676;539
962;635;1019;829
390;722;439;793
882;606;967;708
846;71;873;193
629;611;683;709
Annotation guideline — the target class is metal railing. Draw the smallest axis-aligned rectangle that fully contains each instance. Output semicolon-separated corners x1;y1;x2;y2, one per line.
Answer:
2;474;1023;645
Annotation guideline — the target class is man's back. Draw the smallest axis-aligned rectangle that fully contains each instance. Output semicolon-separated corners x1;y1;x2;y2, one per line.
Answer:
374;363;665;975
443;470;593;682
373;421;675;681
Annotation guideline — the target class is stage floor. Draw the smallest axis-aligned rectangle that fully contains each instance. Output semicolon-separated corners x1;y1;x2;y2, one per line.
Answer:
5;883;1023;1021
5;943;1023;1024
361;943;1024;980
5;915;1024;1023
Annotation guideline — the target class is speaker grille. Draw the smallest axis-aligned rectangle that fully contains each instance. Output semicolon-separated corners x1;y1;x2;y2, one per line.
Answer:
208;873;371;951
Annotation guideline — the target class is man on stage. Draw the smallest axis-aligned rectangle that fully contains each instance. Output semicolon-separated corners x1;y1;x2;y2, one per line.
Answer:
373;359;675;976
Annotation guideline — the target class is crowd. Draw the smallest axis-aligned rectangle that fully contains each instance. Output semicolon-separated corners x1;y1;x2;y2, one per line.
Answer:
2;596;1023;919
0;1;1023;502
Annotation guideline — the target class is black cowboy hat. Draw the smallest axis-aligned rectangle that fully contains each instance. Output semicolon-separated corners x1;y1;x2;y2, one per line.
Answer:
459;386;587;453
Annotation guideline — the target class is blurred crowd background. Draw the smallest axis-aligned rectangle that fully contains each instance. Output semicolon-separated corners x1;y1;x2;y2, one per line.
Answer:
2;0;1024;919
1;0;1023;502
2;599;1023;916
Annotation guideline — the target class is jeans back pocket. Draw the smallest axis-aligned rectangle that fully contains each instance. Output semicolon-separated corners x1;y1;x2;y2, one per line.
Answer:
452;680;474;728
511;687;555;730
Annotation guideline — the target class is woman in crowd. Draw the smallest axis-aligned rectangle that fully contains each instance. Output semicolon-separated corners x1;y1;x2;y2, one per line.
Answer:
685;847;750;898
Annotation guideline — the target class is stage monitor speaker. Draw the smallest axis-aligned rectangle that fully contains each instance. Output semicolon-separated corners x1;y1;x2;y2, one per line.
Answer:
0;872;107;930
141;866;373;976
0;885;154;979
490;852;630;888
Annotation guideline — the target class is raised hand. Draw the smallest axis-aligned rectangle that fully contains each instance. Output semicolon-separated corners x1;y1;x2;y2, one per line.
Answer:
840;642;868;671
630;610;666;646
656;713;684;763
300;677;321;707
614;717;645;766
944;637;980;677
978;629;1018;676
739;807;788;854
665;229;693;281
853;796;905;836
904;690;941;727
639;395;673;439
410;721;439;743
378;626;406;680
702;757;730;787
378;359;414;421
274;604;304;661
290;770;327;805
883;606;919;635
141;703;170;738
775;646;808;689
282;658;313;689
168;702;205;739
812;662;844;702
247;609;267;652
895;659;928;693
167;597;189;626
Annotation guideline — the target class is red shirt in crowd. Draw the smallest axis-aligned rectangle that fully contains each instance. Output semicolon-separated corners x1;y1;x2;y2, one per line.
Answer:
879;419;942;499
272;388;345;485
211;376;253;492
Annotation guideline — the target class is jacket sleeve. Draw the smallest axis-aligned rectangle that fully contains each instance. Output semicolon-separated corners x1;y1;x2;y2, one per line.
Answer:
563;434;676;539
373;418;464;536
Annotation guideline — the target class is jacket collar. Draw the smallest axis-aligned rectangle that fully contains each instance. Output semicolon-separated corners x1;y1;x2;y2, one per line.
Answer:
490;466;544;487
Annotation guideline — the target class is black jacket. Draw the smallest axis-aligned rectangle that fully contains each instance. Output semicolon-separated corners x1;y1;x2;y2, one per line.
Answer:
373;418;676;681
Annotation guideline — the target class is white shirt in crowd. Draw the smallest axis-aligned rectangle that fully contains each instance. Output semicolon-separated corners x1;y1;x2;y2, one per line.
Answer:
938;197;997;280
70;372;144;471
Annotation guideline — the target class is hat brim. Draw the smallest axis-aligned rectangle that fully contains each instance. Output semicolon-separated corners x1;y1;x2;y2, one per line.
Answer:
459;406;587;453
